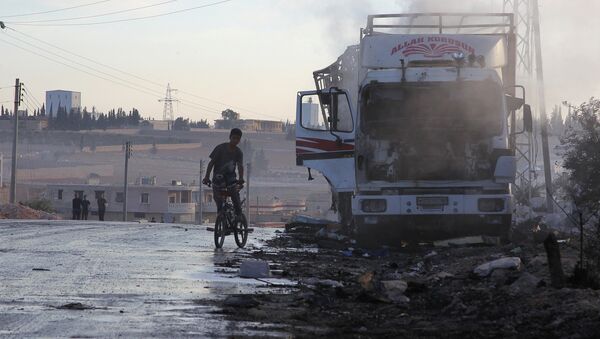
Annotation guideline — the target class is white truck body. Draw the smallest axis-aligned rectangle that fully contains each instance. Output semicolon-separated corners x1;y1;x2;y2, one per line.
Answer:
296;14;523;240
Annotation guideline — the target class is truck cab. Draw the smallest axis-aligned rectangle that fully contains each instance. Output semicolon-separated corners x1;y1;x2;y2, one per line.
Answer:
296;13;530;242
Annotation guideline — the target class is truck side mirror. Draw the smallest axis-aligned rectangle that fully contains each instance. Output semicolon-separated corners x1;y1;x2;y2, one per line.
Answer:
523;104;533;133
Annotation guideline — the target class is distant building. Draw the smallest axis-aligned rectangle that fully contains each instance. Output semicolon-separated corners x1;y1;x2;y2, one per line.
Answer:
140;120;172;131
301;98;320;128
47;180;204;223
45;90;81;118
213;119;283;132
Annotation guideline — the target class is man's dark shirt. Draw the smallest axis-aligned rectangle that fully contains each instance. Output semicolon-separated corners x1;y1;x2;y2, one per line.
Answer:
97;197;107;210
209;143;243;180
72;198;81;210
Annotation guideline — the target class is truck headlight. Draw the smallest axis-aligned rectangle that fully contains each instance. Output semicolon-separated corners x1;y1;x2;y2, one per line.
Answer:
478;198;504;212
361;199;386;213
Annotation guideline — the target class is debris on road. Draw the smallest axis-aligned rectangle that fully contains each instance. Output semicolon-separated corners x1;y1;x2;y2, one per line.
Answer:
239;259;270;278
434;235;500;247
473;257;522;277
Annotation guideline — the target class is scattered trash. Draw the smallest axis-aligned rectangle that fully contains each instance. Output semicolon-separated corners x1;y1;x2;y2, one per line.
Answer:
315;228;347;241
434;235;500;247
473;257;522;277
285;215;337;232
301;277;344;289
239;259;271;278
424;250;438;259
508;272;543;296
358;271;375;291
510;247;523;254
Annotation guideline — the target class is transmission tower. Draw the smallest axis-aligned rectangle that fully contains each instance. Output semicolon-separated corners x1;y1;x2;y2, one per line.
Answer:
159;83;178;121
503;0;553;212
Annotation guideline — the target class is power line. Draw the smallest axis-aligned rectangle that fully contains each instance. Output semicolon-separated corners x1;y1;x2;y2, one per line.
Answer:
6;26;282;121
7;0;179;24
6;0;234;26
22;85;44;108
3;1;112;18
1;32;224;117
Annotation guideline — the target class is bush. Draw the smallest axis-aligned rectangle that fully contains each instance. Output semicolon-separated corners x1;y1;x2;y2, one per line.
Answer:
22;199;55;213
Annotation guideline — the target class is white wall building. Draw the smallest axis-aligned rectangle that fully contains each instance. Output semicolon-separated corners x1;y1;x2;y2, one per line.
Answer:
301;97;320;129
45;90;81;117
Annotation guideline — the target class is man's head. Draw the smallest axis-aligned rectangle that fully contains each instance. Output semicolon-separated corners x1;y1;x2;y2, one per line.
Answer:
229;128;242;146
83;195;87;199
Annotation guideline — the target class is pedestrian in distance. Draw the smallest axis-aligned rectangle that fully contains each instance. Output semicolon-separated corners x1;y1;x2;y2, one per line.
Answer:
97;194;107;221
202;128;245;218
72;193;82;220
81;195;91;220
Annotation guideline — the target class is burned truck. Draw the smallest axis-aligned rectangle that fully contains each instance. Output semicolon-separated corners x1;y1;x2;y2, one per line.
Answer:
295;13;532;241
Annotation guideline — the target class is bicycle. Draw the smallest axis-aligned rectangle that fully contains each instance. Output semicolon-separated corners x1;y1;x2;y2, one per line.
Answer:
206;180;249;248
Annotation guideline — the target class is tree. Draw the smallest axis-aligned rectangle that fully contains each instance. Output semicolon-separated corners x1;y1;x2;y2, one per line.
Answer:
172;117;191;131
190;118;209;128
560;98;600;286
221;109;240;121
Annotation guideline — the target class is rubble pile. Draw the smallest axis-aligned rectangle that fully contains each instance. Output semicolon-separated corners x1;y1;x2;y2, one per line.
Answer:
0;203;61;220
204;220;600;337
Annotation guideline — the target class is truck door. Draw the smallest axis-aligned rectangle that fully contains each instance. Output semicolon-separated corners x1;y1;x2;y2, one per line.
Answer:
295;89;355;191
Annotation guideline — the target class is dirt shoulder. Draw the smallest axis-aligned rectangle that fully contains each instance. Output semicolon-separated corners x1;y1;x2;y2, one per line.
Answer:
203;228;600;338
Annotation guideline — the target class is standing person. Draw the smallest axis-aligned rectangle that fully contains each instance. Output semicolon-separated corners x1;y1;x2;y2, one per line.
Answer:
97;194;107;221
202;128;244;218
72;193;82;220
81;195;91;220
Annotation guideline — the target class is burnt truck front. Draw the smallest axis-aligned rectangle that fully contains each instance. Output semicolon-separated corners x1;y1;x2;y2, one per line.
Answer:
352;19;524;241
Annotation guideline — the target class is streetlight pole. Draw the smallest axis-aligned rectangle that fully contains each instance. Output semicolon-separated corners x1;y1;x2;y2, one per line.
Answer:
9;79;21;204
123;142;131;221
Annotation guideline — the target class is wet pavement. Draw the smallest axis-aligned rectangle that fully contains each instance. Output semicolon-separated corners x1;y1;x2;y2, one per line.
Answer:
0;220;290;337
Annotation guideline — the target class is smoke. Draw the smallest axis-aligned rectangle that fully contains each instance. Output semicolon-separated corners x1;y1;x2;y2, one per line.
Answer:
308;0;600;111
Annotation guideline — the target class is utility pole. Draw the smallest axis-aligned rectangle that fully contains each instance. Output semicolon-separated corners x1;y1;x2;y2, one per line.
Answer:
9;78;22;204
532;0;554;213
246;162;251;225
0;153;3;189
123;141;131;221
198;159;204;224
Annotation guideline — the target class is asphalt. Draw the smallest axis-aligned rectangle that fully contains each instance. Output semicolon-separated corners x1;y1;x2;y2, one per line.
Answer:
0;220;291;338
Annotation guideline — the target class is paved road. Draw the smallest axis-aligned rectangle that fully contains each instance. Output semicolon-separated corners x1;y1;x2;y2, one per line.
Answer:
0;220;289;337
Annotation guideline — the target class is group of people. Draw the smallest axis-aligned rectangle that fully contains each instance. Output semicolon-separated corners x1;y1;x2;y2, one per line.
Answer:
72;193;106;221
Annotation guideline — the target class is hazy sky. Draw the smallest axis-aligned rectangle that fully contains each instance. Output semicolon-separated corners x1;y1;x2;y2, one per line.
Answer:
0;0;598;122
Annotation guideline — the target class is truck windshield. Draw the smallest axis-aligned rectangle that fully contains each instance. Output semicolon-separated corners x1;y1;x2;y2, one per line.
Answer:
361;81;503;137
360;80;505;181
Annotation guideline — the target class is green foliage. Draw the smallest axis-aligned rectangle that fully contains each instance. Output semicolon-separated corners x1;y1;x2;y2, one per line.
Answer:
221;109;240;121
561;98;600;212
22;199;55;213
560;98;600;286
172;117;191;131
48;107;142;131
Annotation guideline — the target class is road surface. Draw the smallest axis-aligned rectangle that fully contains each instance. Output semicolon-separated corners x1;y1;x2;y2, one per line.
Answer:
0;220;290;337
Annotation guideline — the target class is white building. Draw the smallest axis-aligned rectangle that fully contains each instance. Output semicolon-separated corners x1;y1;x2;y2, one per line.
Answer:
301;97;320;129
45;90;81;117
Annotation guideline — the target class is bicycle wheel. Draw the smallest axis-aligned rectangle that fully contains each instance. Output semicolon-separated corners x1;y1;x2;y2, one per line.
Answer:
214;213;226;248
233;213;248;248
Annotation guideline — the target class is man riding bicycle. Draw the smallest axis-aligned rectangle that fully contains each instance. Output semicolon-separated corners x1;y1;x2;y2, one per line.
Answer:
202;128;244;218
